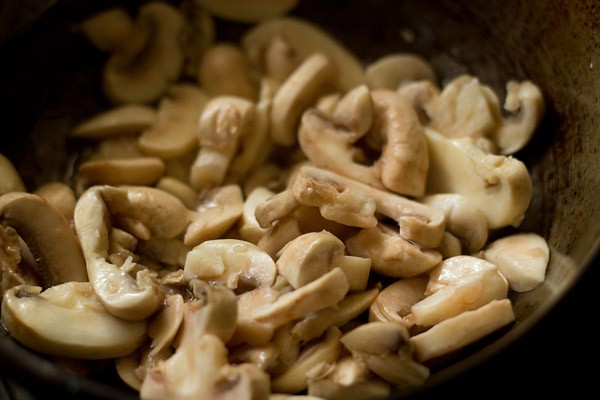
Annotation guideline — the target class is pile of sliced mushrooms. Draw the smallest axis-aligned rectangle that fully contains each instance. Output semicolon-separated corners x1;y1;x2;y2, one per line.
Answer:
0;0;550;399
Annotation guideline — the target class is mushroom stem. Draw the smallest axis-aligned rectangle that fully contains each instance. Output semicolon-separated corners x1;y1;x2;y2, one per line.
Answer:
291;165;445;249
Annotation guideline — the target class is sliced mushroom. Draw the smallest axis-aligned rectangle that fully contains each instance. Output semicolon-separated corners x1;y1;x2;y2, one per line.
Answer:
74;186;189;320
340;321;429;388
142;279;272;399
420;193;488;254
411;255;508;326
33;182;77;222
184;184;244;247
264;36;301;84
78;157;165;187
252;268;349;329
335;255;371;292
226;78;276;183
368;277;427;329
240;187;275;244
364;53;437;90
257;216;303;259
103;1;185;104
198;43;258;100
147;294;185;358
184;239;277;291
79;7;134;52
307;356;391;400
372;89;430;196
276;231;345;289
291;166;445;249
255;189;300;229
0;192;87;292
345;224;442;278
1;283;146;359
233;286;281;346
229;342;280;372
490;80;545;154
411;298;515;362
85;135;144;161
270;53;336;146
139;84;210;159
71;104;157;139
138;237;190;268
190;96;255;189
271;326;343;394
332;288;380;328
195;0;299;23
0;154;26;195
480;232;549;292
242;17;364;92
425;128;532;229
155;177;198;210
423;75;500;140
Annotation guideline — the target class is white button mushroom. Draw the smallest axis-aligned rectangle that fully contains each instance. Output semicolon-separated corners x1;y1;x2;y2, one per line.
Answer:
411;255;508;326
1;283;147;359
480;232;550;292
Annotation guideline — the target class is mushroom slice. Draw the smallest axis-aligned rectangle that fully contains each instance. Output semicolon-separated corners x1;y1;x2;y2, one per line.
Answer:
1;283;146;359
233;286;281;346
480;232;549;292
71;104;157;138
298;109;382;190
276;231;345;289
191;96;255;189
155;177;198;210
423;75;500;140
255;189;300;229
195;0;299;23
411;298;515;362
336;256;371;292
185;279;239;343
199;43;258;100
345;224;442;278
333;288;380;328
33;182;77;222
365;54;437;90
139;84;210;159
78;157;165;187
420;193;489;254
226;78;276;183
491;80;545;154
425;128;532;229
411;255;508;326
271;326;343;394
369;277;427;329
74;186;189;320
253;268;349;329
340;322;429;388
184;184;244;247
142;281;269;400
257;216;303;260
0;192;87;291
307;356;391;400
242;17;364;92
291;166;445;249
147;294;185;358
79;7;133;52
184;239;277;291
371;89;430;197
270;53;336;146
103;1;185;104
0;154;25;195
240;187;275;244
229;343;280;372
